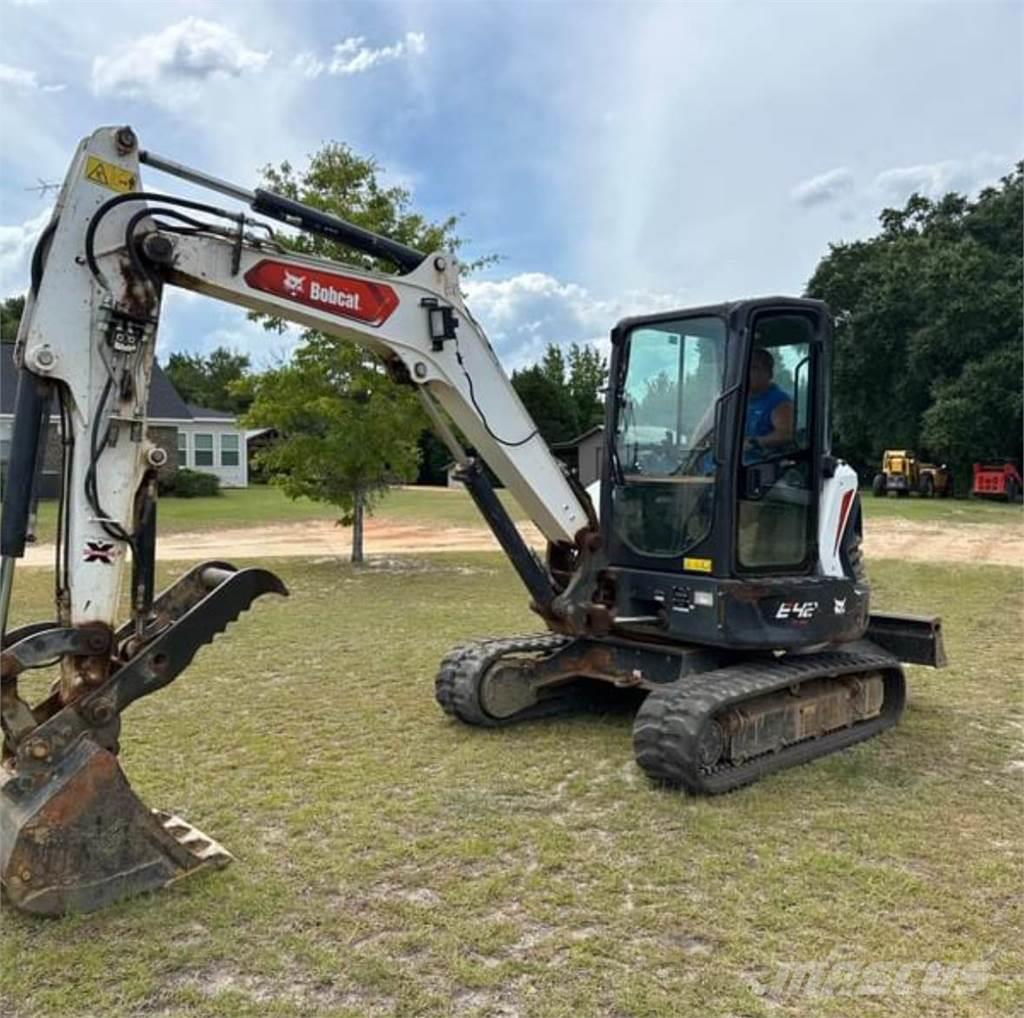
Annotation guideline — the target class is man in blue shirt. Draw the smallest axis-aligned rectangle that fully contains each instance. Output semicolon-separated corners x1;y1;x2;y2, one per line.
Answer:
744;348;794;463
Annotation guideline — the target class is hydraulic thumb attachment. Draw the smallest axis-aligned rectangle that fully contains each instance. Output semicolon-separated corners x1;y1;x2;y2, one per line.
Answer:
0;562;287;916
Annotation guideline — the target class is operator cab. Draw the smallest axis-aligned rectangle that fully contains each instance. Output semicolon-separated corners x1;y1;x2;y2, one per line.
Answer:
599;298;858;650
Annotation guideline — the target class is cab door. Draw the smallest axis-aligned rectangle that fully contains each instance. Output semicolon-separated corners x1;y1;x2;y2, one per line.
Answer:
733;304;828;575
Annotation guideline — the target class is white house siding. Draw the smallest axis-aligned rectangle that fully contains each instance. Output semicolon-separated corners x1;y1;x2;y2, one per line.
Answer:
1;417;249;489
173;419;248;488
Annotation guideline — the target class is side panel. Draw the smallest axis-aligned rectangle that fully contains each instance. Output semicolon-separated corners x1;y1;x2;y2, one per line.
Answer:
817;462;859;578
604;566;869;650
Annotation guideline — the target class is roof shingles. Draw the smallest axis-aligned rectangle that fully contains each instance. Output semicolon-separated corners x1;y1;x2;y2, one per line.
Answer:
0;344;233;422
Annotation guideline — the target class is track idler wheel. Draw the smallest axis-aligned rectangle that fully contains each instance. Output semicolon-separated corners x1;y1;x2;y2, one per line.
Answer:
1;736;230;916
435;634;588;727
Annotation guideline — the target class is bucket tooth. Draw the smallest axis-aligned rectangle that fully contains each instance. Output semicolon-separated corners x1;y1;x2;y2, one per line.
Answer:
156;811;233;868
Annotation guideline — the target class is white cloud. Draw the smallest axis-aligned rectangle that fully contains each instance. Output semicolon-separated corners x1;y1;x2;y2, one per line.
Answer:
463;272;683;369
0;62;65;92
790;167;855;208
91;17;270;105
156;290;299;368
295;32;427;79
874;154;1011;202
0;205;52;300
291;51;326;79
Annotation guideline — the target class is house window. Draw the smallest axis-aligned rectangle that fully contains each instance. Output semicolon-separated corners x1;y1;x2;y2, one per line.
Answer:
220;433;239;467
194;433;214;467
177;431;187;467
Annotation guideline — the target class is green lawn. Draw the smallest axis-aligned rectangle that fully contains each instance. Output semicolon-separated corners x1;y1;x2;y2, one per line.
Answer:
23;482;1018;547
860;492;1021;524
1;555;1020;1018
27;485;528;544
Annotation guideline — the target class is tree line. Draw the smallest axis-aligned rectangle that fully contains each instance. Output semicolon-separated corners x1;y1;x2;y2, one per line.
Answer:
806;163;1022;480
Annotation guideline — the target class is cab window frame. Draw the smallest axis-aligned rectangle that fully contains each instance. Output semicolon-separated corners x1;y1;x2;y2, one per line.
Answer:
734;309;823;576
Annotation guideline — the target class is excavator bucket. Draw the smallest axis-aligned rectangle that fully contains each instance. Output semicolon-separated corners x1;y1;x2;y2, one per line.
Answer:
1;736;230;915
1;562;286;916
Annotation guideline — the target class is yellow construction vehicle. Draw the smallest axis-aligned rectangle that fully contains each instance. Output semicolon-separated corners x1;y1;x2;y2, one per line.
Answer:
871;450;953;498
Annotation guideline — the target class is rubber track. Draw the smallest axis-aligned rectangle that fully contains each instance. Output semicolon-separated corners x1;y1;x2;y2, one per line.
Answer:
435;633;588;727
632;649;905;795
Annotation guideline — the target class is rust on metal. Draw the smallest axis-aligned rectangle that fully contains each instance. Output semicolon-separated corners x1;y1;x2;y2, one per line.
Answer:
118;254;159;321
715;673;885;764
59;622;115;706
2;737;230;915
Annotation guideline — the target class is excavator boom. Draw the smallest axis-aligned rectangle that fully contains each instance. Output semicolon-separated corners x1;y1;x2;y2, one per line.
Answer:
0;126;589;914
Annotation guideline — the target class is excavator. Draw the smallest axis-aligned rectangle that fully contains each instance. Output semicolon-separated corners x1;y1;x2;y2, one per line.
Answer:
0;126;946;916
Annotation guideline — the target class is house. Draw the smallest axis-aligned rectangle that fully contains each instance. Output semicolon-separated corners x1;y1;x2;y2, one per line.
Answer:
1;343;249;493
551;425;604;487
173;404;248;488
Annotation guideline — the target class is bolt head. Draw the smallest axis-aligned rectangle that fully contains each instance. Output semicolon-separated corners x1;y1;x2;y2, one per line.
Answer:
116;126;137;153
142;233;175;264
32;348;56;371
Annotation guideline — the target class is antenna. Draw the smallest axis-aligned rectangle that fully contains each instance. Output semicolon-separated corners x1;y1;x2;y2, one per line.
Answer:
25;178;60;197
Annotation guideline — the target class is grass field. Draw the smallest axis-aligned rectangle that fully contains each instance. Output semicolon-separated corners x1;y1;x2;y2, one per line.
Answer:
859;492;1020;523
27;486;529;544
2;554;1021;1018
25;482;1018;546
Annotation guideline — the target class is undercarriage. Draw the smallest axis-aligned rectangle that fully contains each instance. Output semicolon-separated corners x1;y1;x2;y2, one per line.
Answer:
435;625;936;795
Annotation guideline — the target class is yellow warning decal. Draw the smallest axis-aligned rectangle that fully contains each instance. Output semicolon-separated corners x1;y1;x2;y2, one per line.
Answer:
683;556;713;573
84;155;136;194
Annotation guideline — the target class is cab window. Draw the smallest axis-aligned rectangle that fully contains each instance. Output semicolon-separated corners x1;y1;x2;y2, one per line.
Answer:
737;313;817;571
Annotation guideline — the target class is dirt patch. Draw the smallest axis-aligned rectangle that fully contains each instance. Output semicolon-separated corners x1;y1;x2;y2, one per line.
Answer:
863;518;1023;567
19;515;1021;567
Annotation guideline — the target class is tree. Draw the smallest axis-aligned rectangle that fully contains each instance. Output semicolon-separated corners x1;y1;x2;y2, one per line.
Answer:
1;295;24;342
244;334;424;563
416;430;451;485
511;364;579;444
806;163;1022;481
245;142;485;559
921;346;1022;471
567;342;608;432
510;341;608;446
255;143;491;282
164;348;253;413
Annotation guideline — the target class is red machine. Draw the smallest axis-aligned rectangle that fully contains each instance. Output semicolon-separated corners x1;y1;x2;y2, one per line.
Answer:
972;462;1022;502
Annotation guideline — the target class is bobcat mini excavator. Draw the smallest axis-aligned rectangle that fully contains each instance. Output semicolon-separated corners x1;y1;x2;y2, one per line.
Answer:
0;127;946;915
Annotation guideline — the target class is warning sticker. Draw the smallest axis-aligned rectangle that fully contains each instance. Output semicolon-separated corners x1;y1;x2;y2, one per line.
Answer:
84;155;136;194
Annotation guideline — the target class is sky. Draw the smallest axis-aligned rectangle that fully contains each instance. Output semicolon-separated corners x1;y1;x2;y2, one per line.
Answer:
0;0;1020;370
